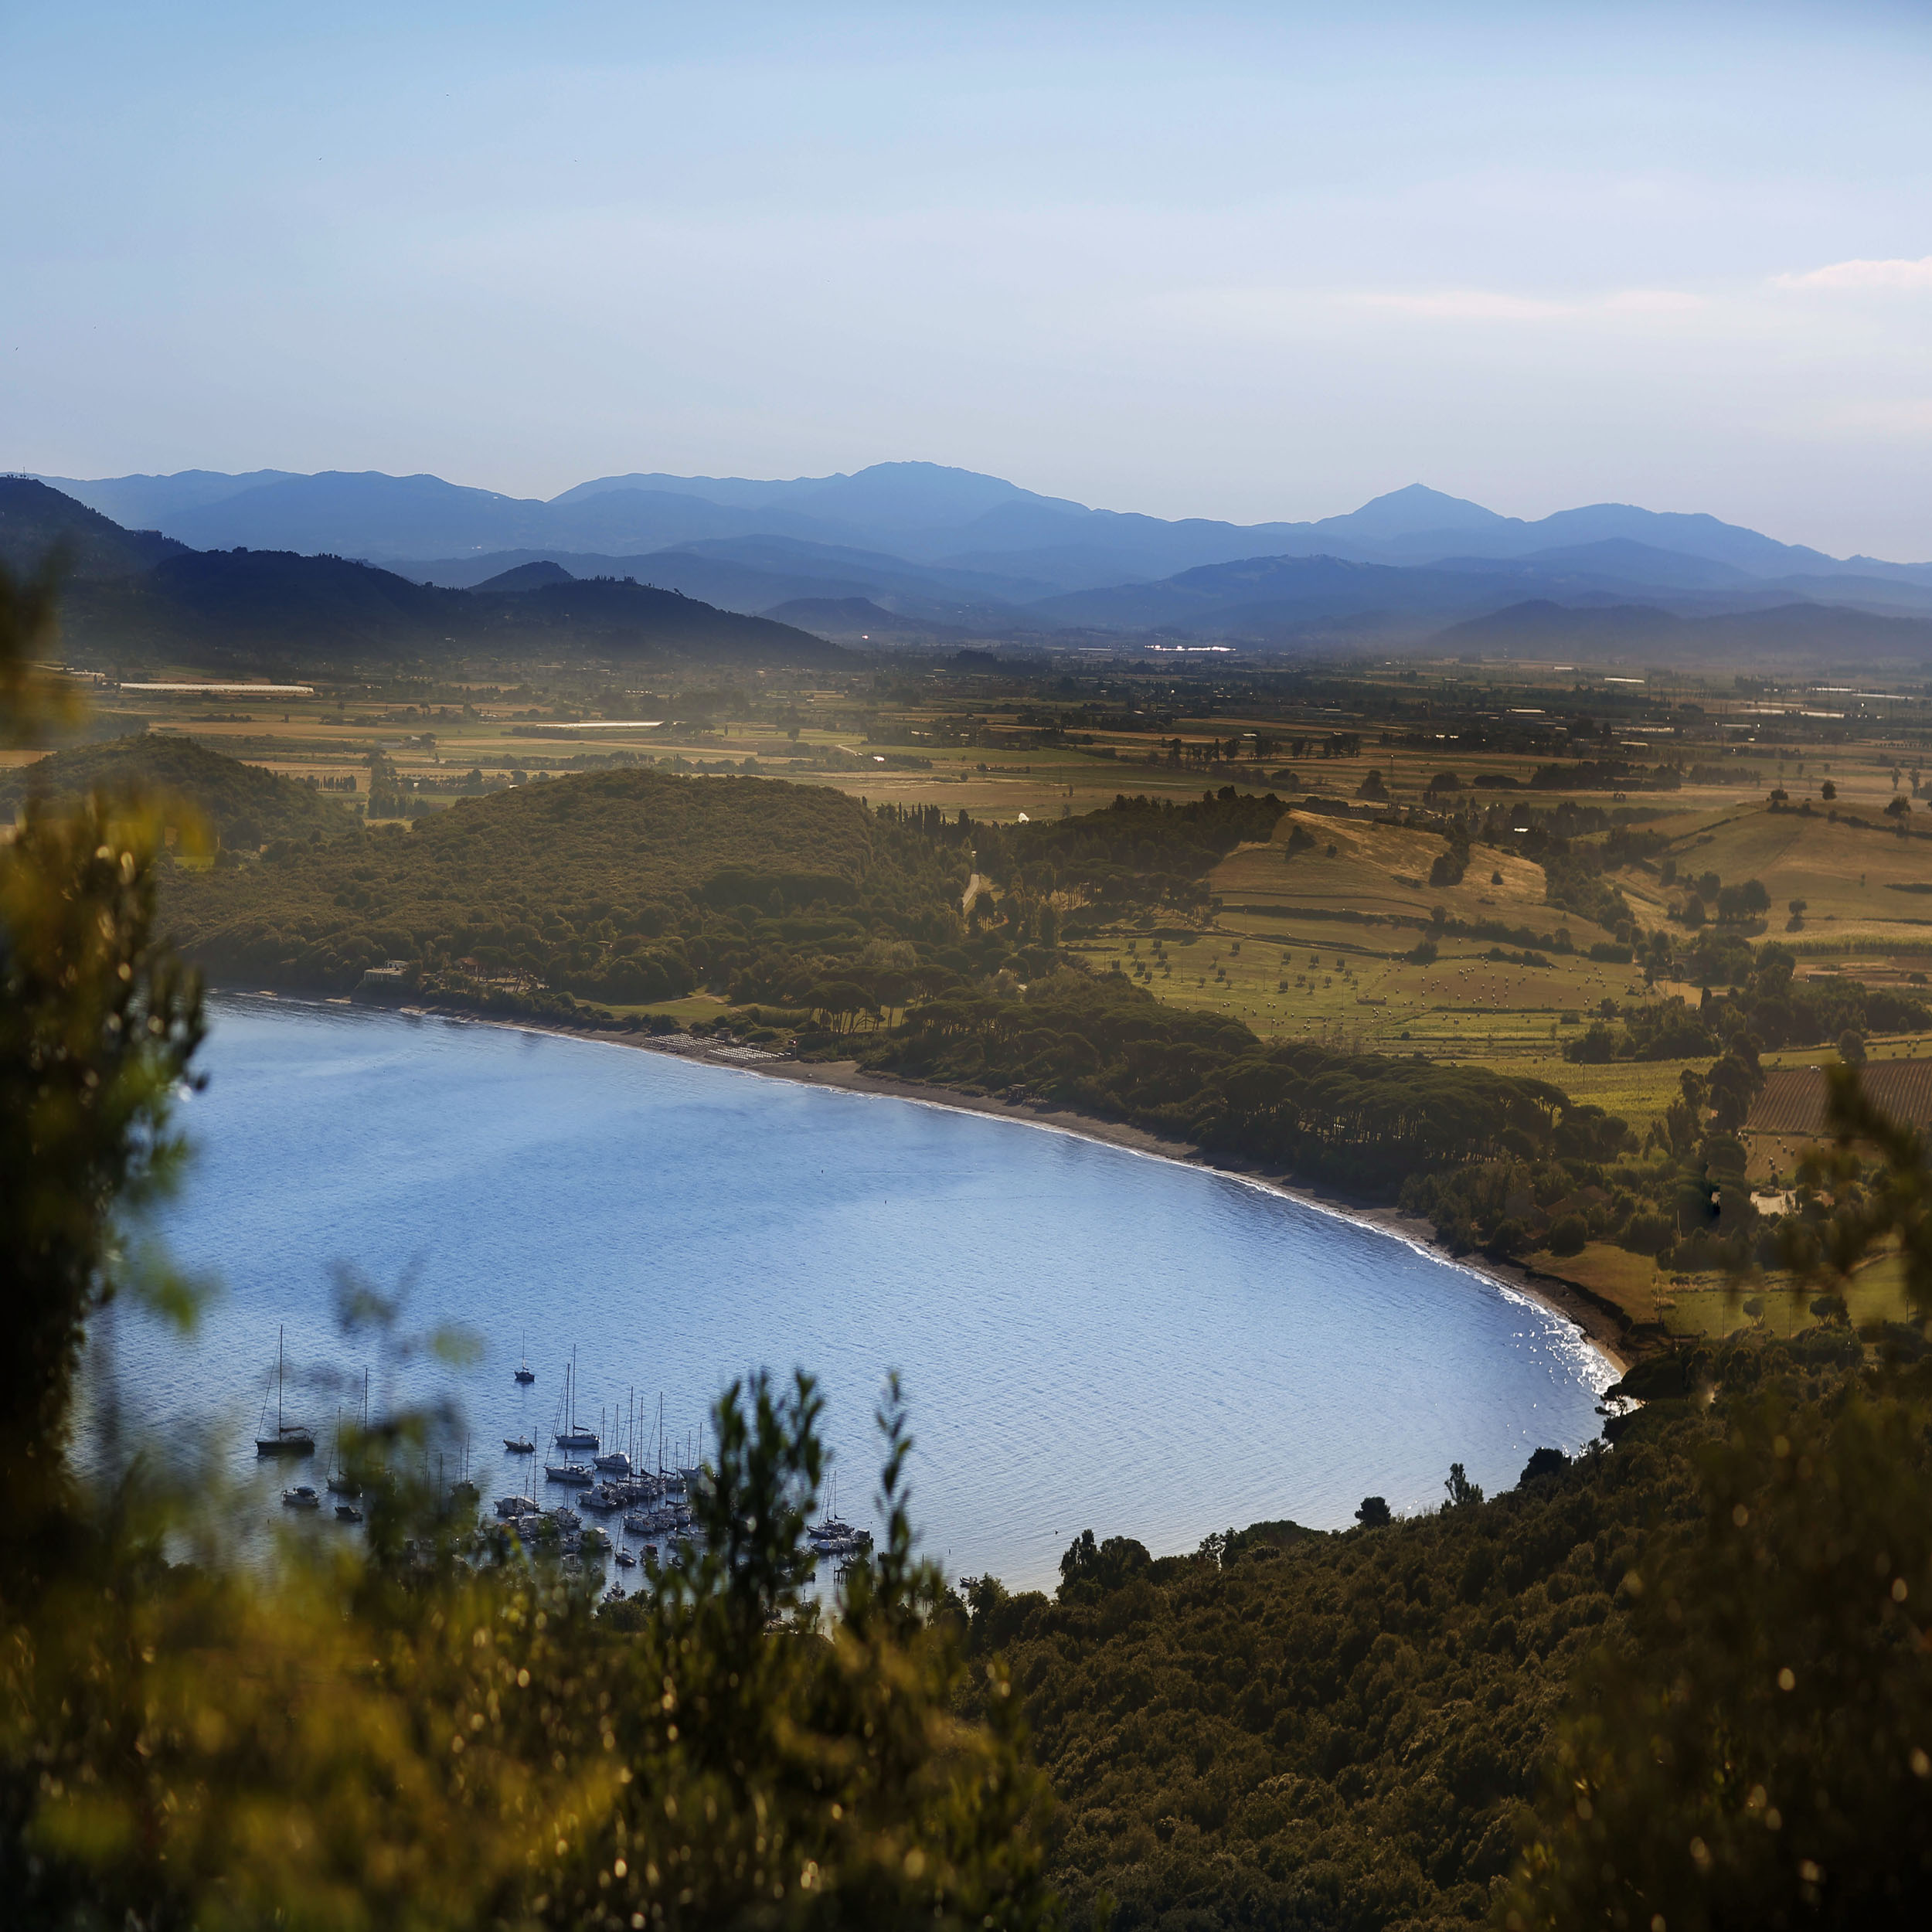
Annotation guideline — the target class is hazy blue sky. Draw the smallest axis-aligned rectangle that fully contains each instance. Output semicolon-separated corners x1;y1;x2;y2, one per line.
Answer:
7;2;1930;555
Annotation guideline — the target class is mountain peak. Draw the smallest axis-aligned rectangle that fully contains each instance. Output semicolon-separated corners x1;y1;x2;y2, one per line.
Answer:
1321;485;1515;539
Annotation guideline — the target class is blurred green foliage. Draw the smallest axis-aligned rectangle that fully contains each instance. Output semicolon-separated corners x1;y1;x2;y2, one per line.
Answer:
1505;1360;1932;1928
0;560;1060;1930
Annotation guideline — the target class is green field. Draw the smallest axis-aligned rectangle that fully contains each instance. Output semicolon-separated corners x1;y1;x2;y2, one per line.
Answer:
29;658;1932;1236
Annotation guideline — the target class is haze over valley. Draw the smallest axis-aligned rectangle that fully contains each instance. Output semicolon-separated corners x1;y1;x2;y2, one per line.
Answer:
19;464;1932;665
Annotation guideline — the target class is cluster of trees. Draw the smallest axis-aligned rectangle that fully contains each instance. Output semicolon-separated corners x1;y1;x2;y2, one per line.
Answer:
974;787;1289;920
1566;944;1930;1063
962;1328;1931;1929
855;971;1627;1196
1657;859;1774;929
1403;1031;1770;1270
1429;822;1471;887
1527;758;1684;791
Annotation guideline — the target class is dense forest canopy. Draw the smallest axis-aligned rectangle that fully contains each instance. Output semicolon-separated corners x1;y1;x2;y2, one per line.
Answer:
0;733;359;848
159;765;971;998
964;1328;1932;1930
858;971;1621;1194
986;787;1291;917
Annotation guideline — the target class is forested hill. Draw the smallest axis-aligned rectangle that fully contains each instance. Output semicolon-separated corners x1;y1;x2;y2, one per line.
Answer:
1;478;852;671
0;477;185;580
158;765;978;998
156;762;1628;1212
0;733;358;848
961;1327;1922;1930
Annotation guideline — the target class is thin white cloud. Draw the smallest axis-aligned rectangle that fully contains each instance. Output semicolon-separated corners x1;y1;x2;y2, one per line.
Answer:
1774;254;1932;292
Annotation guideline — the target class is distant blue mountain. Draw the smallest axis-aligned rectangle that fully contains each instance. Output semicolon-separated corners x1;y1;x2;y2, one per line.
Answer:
30;464;1932;653
47;464;1930;587
32;468;302;528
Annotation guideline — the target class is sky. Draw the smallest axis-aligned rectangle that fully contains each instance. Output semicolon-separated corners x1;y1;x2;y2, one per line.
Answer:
5;2;1930;557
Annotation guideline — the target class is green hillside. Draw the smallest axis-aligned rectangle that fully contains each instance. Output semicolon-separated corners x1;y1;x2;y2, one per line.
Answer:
961;1329;1917;1930
57;549;850;668
0;476;182;580
64;548;466;658
0;733;358;848
161;765;974;995
468;576;853;664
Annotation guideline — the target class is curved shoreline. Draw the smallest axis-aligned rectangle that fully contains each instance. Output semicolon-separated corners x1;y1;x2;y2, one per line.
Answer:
636;1034;1637;1379
279;990;1638;1378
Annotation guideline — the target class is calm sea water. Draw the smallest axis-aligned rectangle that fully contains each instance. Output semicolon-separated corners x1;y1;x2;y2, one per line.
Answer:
112;996;1614;1589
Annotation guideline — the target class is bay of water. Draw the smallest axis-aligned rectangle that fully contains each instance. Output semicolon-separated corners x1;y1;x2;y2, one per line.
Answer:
117;996;1614;1589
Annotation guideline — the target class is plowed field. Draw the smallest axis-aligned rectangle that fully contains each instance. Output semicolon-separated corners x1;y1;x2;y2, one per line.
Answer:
1747;1059;1932;1135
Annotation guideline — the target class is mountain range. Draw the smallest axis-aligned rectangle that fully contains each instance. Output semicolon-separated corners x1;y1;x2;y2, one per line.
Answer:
17;462;1932;664
0;479;849;671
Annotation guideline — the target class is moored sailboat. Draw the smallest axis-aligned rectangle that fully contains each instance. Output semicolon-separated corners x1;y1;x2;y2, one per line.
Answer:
325;1408;362;1496
552;1353;597;1451
254;1328;315;1458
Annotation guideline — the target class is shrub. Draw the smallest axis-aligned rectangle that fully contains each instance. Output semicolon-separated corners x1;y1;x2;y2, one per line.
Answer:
1547;1213;1588;1257
1486;1217;1529;1259
1619;1212;1674;1256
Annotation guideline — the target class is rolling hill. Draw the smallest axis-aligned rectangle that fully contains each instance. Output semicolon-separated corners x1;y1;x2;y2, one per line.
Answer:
0;733;359;846
2;479;852;672
0;478;186;580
